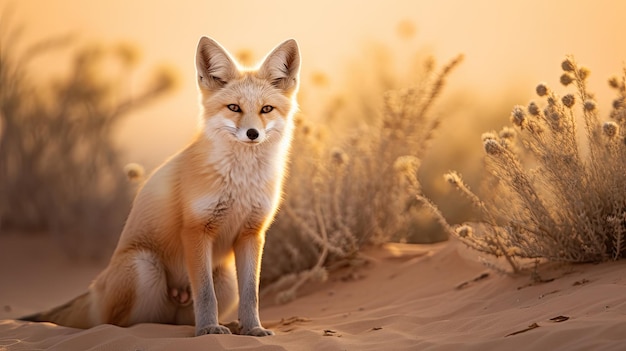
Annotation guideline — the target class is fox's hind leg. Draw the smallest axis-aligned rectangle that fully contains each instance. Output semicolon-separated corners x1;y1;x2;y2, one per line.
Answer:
126;251;177;324
169;260;237;326
170;284;194;326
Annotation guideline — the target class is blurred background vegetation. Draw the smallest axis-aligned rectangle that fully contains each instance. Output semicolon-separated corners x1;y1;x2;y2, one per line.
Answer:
0;14;177;259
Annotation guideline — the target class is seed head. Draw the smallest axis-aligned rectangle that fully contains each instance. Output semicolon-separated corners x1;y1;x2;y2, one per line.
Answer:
299;122;311;136
544;107;561;122
393;155;420;174
536;83;549;97
562;94;576;108
499;127;516;140
584;100;597;112
152;65;179;92
578;67;590;80
396;19;417;40
603;121;619;138
481;132;498;142
511;105;526;126
528;101;540;116
456;225;473;238
444;171;462;186
613;98;625;110
115;43;141;68
608;76;620;89
311;72;329;87
483;138;502;155
331;148;349;166
124;163;145;183
560;73;573;86
561;58;575;72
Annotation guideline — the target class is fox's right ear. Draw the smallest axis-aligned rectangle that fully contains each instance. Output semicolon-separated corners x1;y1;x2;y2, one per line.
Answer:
195;37;238;91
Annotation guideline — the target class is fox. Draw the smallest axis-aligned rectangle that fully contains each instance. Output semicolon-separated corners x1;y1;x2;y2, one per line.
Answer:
20;36;301;337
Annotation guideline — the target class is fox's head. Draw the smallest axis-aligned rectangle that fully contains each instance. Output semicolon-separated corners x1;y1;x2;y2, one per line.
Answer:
195;37;300;146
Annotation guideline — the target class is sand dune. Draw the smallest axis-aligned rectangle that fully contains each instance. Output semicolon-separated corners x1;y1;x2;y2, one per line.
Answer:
2;234;626;350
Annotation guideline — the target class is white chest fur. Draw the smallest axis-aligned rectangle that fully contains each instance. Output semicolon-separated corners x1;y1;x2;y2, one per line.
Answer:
190;142;286;263
188;141;286;235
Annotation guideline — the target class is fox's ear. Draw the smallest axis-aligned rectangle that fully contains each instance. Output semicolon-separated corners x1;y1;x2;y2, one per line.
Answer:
195;37;238;91
258;39;300;94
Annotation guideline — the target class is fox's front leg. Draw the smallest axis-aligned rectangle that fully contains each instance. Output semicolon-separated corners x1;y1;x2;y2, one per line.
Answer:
182;231;231;336
234;226;273;337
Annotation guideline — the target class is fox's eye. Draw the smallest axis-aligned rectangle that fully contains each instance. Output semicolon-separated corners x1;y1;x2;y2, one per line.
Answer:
260;105;274;114
227;104;241;112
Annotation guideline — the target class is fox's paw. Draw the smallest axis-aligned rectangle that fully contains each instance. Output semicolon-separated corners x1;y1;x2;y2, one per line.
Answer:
242;326;274;337
169;286;192;306
196;324;232;336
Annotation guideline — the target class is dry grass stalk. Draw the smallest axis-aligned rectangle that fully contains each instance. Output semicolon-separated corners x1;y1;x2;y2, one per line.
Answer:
261;53;463;298
0;19;176;259
444;57;626;272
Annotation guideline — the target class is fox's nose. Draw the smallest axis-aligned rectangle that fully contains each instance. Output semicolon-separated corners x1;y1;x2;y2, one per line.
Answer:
246;128;259;140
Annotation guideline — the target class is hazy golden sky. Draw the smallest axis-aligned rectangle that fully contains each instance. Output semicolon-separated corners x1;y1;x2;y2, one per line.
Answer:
9;0;626;168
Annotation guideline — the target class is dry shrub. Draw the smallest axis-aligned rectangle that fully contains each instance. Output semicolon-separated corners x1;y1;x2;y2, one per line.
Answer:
0;19;176;259
437;57;626;272
261;52;463;301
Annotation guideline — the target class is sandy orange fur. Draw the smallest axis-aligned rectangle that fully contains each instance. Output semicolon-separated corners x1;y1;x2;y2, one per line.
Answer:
21;37;300;337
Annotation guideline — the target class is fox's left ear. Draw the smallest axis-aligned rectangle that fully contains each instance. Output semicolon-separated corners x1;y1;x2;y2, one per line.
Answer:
258;39;301;94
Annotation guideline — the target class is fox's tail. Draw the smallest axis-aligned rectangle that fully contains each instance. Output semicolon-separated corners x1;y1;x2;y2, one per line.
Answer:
19;292;94;329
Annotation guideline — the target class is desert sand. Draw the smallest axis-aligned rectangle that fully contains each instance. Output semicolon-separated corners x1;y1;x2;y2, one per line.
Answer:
1;233;626;351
